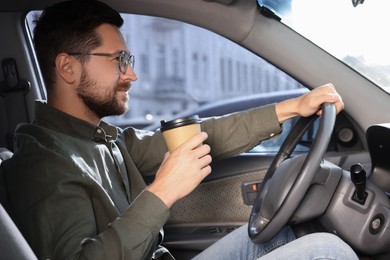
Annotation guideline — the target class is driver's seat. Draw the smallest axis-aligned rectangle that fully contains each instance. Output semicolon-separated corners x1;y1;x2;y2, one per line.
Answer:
0;147;37;260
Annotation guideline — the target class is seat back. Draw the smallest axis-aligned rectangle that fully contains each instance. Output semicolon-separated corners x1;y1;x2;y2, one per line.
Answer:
0;148;37;260
0;147;13;209
0;204;37;260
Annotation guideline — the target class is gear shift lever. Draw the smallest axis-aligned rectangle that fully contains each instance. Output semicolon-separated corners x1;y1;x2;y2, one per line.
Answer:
350;163;367;204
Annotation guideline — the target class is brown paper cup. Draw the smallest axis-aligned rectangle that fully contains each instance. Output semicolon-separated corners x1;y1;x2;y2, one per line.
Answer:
160;115;202;151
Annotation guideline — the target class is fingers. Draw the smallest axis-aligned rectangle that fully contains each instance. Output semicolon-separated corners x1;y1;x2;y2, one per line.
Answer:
201;164;212;176
275;83;344;122
194;138;211;160
197;146;212;175
314;83;344;114
175;132;212;177
177;131;209;151
148;132;212;207
164;131;212;178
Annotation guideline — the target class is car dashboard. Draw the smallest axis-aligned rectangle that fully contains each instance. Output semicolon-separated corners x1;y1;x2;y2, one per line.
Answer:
317;124;390;257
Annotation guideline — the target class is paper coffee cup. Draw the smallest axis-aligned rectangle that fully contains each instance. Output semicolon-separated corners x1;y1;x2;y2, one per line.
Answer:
160;115;202;151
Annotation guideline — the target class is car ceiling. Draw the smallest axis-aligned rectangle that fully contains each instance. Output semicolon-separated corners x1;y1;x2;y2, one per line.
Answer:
0;0;258;42
1;0;390;132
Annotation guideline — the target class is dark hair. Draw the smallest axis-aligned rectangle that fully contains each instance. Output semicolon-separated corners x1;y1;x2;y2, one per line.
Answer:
33;0;124;96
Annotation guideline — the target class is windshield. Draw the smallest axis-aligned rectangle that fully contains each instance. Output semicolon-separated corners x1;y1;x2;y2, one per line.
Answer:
258;0;390;93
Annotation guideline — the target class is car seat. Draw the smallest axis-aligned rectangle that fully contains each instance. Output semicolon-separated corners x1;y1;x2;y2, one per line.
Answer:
0;147;37;260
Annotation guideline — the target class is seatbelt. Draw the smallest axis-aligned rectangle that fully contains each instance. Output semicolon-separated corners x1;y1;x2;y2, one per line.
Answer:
0;58;31;151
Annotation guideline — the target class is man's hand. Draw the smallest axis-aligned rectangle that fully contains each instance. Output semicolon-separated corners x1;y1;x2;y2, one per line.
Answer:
275;83;344;123
147;132;212;208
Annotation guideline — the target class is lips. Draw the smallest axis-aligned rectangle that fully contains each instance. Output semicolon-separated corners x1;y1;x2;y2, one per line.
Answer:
116;82;131;92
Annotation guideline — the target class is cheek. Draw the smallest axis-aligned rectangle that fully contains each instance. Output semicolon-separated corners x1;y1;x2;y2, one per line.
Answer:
87;64;119;86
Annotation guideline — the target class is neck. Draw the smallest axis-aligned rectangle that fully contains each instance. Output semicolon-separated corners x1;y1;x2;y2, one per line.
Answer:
47;92;101;125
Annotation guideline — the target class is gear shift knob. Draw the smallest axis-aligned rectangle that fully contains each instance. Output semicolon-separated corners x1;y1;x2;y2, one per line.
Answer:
350;163;367;204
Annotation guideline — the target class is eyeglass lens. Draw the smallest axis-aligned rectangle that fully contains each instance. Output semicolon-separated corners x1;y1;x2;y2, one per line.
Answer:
119;51;135;72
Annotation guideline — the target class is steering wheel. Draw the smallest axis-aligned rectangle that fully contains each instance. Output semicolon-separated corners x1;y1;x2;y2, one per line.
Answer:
248;103;336;244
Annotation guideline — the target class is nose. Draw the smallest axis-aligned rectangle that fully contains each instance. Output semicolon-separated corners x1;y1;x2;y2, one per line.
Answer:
121;66;137;82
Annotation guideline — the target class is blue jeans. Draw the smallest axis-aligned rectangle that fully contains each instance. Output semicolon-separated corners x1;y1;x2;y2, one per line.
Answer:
192;224;358;260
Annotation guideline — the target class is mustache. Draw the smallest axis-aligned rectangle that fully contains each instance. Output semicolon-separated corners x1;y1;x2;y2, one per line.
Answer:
116;82;131;91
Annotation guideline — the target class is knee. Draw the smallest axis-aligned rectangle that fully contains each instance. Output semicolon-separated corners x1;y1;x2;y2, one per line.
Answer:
302;233;358;259
306;232;346;247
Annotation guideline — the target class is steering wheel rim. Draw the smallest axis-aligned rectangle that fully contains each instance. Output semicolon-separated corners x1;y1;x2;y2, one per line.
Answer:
248;103;336;244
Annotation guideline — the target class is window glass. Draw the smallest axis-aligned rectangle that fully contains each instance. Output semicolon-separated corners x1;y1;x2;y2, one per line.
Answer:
25;12;309;153
258;0;390;93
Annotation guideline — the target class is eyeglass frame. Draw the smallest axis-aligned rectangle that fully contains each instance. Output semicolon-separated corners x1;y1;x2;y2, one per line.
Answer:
68;50;135;73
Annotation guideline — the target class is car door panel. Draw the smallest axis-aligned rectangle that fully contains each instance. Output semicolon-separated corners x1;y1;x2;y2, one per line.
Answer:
163;154;273;258
167;154;273;224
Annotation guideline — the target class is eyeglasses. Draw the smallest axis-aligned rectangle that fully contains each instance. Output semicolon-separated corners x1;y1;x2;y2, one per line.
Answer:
68;50;135;73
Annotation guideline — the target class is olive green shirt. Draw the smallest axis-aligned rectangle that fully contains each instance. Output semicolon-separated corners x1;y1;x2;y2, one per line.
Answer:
3;100;281;260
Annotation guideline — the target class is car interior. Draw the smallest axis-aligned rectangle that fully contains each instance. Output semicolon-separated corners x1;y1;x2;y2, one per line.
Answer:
1;0;390;259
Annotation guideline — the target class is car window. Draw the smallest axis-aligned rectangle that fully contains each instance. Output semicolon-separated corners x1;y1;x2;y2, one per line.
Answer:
25;12;310;154
258;0;390;93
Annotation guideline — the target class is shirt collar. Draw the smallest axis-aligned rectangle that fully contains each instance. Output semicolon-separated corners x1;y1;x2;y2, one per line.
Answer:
33;100;118;143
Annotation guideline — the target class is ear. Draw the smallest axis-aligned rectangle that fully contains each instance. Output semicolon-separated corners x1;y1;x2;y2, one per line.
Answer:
54;53;79;84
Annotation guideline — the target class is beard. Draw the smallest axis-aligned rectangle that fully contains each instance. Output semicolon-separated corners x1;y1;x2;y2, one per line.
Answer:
76;68;129;119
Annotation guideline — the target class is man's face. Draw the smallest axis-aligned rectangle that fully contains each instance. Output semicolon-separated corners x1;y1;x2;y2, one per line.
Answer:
76;24;137;119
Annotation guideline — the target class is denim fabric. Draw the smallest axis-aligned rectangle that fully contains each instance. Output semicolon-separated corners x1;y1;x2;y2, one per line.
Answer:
260;231;359;260
193;224;295;260
193;224;358;260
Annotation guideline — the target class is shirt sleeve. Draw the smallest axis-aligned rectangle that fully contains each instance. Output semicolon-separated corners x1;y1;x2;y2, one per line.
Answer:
124;103;282;171
80;190;170;260
202;104;282;160
4;133;170;260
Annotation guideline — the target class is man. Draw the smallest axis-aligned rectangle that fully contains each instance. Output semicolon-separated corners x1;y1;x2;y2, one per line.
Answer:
2;0;357;259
